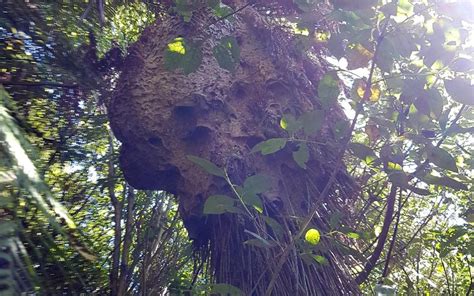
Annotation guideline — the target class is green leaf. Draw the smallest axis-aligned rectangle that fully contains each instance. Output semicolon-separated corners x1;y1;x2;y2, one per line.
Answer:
263;216;284;238
349;142;377;164
422;175;468;191
174;0;195;21
243;174;272;195
251;138;287;155
213;36;240;72
187;155;225;178
345;232;359;239
236;186;263;213
212;3;234;18
293;143;309;169
426;146;458;172
164;37;202;74
408;185;431;196
203;195;236;214
445;78;474;106
389;171;409;187
317;72;340;106
280;114;302;134
313;255;328;265
301;110;324;135
305;228;321;245
210;283;244;296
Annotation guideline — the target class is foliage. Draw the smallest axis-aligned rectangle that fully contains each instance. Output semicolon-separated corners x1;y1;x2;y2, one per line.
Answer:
1;0;473;295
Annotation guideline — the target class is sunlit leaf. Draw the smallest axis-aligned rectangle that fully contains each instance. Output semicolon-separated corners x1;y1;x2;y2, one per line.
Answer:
164;37;202;74
305;228;320;245
280;114;302;134
346;232;360;239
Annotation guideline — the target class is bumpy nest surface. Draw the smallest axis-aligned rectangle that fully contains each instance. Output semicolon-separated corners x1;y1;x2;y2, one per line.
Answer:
109;7;359;295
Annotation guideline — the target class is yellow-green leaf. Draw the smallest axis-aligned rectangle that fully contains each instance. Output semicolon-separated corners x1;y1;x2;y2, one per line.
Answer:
305;228;321;245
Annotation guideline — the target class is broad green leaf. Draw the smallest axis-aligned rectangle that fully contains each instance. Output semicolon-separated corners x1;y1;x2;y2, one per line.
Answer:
210;283;244;296
164;37;202;74
426;146;458;172
293;143;309;169
174;0;195;21
445;78;474;106
243;174;272;195
305;228;321;245
422;175;467;191
251;138;287;155
408;185;431;196
213;36;240;72
317;72;340;105
243;195;263;213
301;110;324;135
187;155;225;178
212;3;233;18
203;195;236;214
349;142;376;164
280;114;302;134
389;171;409;187
263;216;284;238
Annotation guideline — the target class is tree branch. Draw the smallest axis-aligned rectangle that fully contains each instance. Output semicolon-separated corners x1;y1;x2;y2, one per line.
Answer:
355;185;397;284
2;81;79;88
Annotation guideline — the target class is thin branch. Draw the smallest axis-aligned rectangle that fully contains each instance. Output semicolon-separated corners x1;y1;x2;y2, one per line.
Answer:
2;81;79;88
381;189;402;278
355;185;397;284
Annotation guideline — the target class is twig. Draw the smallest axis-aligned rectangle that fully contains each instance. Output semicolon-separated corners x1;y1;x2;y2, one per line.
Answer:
2;81;79;88
208;1;254;27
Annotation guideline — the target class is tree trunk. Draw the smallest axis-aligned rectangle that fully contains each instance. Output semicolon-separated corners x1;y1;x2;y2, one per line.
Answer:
108;4;360;295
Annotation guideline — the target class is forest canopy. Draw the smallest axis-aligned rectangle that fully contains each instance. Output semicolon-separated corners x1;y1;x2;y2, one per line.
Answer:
0;0;473;295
